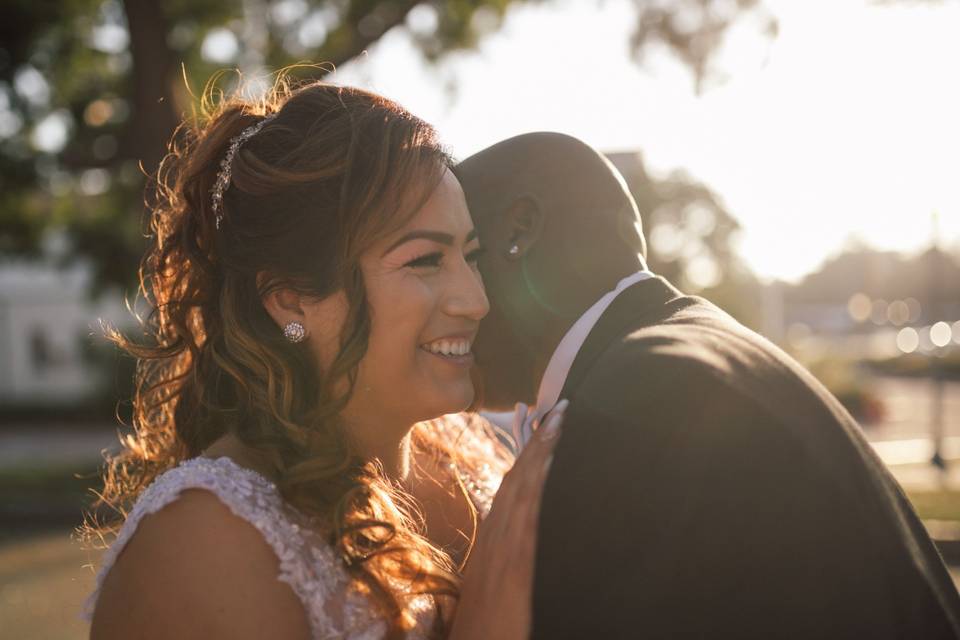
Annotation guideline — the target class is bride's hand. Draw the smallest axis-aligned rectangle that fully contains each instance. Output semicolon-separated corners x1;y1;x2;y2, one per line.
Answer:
448;399;568;640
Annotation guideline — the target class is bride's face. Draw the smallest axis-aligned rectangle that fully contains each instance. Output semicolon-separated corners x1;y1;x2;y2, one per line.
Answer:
347;168;488;431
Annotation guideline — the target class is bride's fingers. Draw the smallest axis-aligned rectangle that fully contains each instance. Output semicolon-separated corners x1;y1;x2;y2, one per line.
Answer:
505;401;567;495
494;409;565;589
520;400;568;464
514;402;565;509
516;399;567;484
484;401;567;546
497;402;531;496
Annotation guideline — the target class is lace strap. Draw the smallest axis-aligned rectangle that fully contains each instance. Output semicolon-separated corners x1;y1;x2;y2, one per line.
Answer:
82;457;343;637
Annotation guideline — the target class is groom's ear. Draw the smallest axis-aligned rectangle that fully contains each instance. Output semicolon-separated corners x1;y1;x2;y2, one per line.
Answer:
502;194;544;260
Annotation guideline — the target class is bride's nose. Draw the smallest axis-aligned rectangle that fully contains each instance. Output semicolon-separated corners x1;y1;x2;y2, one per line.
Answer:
442;258;489;321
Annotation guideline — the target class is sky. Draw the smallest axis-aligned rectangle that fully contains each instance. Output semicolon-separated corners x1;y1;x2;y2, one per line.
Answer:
330;0;960;283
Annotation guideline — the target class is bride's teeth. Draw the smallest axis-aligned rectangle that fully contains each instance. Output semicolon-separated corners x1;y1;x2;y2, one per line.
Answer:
423;339;471;356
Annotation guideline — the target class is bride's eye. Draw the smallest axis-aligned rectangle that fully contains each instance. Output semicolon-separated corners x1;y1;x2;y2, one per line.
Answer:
466;247;486;265
405;252;443;269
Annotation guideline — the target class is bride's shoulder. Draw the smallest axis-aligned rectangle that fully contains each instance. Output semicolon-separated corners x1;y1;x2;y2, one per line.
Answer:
92;457;294;577
89;462;312;639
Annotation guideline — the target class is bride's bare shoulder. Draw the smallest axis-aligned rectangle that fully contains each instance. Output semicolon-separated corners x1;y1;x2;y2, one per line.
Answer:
90;489;310;640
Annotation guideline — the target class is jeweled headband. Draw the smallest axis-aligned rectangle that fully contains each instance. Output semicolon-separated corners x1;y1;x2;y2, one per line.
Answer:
210;113;278;229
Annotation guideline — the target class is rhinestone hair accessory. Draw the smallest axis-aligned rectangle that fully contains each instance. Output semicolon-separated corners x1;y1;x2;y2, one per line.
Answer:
211;114;277;229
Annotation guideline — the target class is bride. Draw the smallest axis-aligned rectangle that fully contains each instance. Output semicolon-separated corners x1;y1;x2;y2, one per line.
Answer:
83;78;563;639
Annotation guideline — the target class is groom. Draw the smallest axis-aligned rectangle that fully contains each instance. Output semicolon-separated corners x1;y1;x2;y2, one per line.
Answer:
455;133;960;639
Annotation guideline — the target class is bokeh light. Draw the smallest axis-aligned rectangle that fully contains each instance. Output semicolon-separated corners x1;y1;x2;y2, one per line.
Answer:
896;327;919;353
201;27;239;63
83;100;114;127
930;321;952;348
31;110;72;153
78;169;110;196
886;300;910;326
847;293;871;323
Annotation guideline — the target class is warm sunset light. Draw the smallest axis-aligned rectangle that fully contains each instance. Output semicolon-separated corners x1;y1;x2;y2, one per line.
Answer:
333;0;960;283
3;1;958;636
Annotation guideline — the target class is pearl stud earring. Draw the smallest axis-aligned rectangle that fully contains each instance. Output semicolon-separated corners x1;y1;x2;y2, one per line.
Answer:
283;321;307;343
508;244;520;256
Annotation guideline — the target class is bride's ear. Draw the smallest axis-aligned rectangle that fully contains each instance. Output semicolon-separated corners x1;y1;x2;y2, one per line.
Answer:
503;194;544;260
256;272;306;330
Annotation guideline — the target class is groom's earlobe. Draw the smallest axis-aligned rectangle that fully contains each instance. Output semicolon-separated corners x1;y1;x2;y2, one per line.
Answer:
503;194;544;259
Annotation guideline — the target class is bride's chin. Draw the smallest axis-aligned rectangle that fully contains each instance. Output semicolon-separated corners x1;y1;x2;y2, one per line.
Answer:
430;385;475;418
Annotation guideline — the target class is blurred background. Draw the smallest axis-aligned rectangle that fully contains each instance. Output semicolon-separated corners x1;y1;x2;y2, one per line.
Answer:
1;0;958;636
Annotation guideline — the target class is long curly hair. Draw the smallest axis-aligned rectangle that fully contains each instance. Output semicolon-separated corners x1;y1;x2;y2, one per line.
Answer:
81;75;511;637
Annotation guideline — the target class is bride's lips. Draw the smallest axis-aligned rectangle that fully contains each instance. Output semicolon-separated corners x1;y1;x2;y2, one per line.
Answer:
419;334;476;368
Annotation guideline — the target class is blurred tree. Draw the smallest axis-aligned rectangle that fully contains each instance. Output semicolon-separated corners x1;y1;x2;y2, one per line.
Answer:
628;0;778;94
607;150;762;327
0;0;775;290
785;245;960;324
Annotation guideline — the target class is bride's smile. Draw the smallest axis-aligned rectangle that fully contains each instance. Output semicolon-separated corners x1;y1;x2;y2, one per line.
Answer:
351;168;488;426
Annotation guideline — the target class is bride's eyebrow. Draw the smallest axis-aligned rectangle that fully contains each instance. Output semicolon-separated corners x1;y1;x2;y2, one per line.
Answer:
381;229;478;257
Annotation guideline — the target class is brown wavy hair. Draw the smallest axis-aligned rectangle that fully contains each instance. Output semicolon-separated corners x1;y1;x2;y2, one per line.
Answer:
82;75;511;637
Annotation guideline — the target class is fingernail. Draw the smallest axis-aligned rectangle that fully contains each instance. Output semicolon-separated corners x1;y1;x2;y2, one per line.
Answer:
554;399;570;414
541;412;562;439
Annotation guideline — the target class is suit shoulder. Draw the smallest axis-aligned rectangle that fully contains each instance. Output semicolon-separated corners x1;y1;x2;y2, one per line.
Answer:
590;309;782;381
574;308;830;422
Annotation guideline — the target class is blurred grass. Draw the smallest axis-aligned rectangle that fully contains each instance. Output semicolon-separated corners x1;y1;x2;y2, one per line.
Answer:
0;463;99;498
0;466;102;638
907;490;960;522
0;464;101;536
0;530;100;640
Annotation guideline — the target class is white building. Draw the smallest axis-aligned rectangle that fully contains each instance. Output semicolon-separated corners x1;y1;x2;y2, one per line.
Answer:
0;258;129;407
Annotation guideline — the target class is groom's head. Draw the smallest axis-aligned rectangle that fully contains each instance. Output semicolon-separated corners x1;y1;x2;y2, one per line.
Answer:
455;132;647;410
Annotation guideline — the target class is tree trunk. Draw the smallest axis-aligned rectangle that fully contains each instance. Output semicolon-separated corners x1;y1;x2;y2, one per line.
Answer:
121;0;179;177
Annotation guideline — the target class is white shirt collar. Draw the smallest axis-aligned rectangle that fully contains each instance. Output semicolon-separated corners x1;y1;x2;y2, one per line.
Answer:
513;269;654;448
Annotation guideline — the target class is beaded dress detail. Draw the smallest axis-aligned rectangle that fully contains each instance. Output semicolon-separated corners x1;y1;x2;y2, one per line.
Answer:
83;416;505;639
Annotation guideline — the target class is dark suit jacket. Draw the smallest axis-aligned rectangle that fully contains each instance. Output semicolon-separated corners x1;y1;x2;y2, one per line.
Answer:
532;275;960;639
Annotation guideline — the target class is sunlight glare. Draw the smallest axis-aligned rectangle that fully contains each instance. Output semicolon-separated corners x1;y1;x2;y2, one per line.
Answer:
333;0;960;283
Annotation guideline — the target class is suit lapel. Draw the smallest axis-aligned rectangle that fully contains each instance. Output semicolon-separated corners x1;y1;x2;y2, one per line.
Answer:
558;275;687;401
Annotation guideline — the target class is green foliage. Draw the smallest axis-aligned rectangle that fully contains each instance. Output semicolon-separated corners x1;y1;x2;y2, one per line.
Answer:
628;0;777;94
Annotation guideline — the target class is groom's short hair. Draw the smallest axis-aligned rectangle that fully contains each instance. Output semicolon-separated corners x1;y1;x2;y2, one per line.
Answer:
454;132;647;262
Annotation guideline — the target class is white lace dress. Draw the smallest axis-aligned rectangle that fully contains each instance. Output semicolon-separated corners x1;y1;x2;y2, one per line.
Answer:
83;436;503;639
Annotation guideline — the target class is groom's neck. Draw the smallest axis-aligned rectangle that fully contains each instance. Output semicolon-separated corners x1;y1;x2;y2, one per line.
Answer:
512;310;580;405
